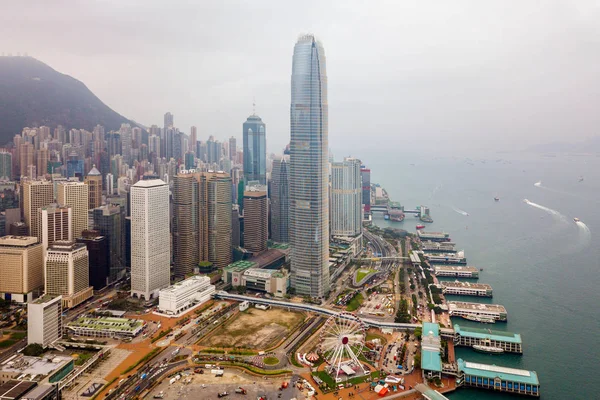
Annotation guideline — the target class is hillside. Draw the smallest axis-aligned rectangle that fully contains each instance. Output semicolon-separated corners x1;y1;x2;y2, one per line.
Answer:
0;56;133;145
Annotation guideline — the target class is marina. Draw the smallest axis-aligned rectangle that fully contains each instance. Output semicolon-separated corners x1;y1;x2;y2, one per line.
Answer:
453;324;523;353
448;301;508;322
441;281;493;297
433;265;479;279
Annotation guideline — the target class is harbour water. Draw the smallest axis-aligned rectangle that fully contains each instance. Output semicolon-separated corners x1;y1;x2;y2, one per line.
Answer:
363;151;599;399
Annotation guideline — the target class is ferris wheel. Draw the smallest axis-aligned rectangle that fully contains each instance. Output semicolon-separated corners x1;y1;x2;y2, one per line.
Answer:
319;312;368;381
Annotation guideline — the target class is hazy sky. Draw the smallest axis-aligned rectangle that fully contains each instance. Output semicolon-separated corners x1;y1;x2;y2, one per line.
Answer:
2;0;599;157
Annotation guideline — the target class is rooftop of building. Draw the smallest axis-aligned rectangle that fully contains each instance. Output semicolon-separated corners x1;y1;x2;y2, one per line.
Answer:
414;384;450;400
67;316;144;332
453;325;522;344
224;260;258;272
268;241;290;250
457;359;539;385
0;355;72;377
0;380;37;400
31;294;61;305
47;241;86;252
243;268;287;279
249;248;286;268
87;166;101;176
448;302;507;313
21;384;55;400
160;275;212;293
441;281;492;290
421;323;442;372
0;236;39;247
433;265;479;272
131;178;166;188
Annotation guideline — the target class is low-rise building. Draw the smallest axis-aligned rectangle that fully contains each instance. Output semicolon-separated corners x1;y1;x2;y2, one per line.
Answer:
0;355;73;385
157;276;215;315
27;295;62;348
65;316;145;339
421;322;442;380
457;359;539;397
242;268;289;298
222;260;257;286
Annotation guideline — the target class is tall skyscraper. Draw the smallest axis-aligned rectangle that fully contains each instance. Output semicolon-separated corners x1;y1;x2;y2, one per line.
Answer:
92;204;125;282
331;158;362;237
36;147;48;178
198;171;232;268
119;123;133;165
130;179;170;300
45;240;93;308
0;150;12;179
164;112;174;129
270;156;290;243
289;34;330;298
85;166;103;209
243;185;268;254
19;142;34;178
190;126;197;153
39;204;72;250
57;181;89;239
361;166;371;213
22;179;54;238
0;236;44;303
228;136;237;161
77;230;109;290
243;115;266;184
172;173;199;277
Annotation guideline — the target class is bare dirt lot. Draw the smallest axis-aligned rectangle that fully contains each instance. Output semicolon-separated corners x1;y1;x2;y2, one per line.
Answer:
199;308;304;349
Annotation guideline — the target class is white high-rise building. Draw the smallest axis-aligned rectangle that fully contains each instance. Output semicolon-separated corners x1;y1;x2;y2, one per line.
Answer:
331;158;362;237
57;181;89;239
130;179;170;300
27;294;63;347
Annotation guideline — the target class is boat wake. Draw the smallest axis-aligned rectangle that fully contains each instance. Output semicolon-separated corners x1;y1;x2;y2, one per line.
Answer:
575;221;592;245
452;207;469;216
523;199;567;222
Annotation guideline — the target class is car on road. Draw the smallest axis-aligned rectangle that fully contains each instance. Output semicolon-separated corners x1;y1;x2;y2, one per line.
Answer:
217;392;229;398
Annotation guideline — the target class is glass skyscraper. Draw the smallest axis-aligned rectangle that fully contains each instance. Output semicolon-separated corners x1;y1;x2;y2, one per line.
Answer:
289;34;330;298
242;115;266;184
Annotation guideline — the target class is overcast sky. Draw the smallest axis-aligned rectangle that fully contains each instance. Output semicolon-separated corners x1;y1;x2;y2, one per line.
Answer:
1;0;599;156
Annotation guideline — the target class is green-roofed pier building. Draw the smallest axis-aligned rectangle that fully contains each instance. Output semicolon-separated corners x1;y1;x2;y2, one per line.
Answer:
453;324;523;353
457;359;539;397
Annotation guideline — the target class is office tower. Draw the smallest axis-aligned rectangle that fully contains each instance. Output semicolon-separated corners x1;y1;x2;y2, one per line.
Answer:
164;112;174;128
243;115;267;184
149;134;161;156
45;240;93;308
184;152;195;170
106;173;114;196
243;185;268;254
120;123;133;165
331;158;362;237
27;294;62;347
270;156;290;243
39;204;72;250
130;179;170;300
199;172;232;268
0;150;12;179
289;34;330;297
172;173;199;277
231;205;241;248
66;152;84;179
92;204;125;282
19;142;34;178
57;181;89;239
77;230;109;290
206;136;221;164
0;236;44;303
36;147;48;178
85;166;103;209
361;166;371;213
22;179;54;238
190;126;197;153
132;127;143;149
106;132;121;160
0;182;18;213
229;137;237;161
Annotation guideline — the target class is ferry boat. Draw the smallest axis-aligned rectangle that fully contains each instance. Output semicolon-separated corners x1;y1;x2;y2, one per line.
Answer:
574;217;581;223
464;315;495;324
416;225;425;230
473;345;504;354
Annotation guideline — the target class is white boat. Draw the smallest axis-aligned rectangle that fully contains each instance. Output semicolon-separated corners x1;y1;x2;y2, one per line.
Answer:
473;345;504;354
574;217;581;223
463;315;496;324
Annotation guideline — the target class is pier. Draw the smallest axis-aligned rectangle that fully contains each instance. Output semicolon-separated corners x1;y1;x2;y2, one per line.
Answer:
457;359;539;397
422;241;456;253
441;281;493;297
453;324;523;353
426;253;467;265
448;301;508;322
433;265;479;278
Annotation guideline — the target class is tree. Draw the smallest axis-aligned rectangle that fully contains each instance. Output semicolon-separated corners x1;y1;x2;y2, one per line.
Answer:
23;343;44;357
414;327;422;341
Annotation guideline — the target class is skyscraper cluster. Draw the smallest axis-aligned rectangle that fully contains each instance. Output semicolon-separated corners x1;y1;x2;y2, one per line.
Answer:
0;34;369;324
